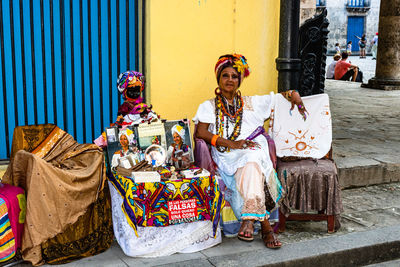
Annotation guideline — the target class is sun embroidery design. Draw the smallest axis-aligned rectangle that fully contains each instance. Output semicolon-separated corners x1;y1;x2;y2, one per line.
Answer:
281;129;318;156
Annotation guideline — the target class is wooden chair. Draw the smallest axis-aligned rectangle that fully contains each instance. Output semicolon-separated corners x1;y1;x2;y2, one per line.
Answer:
276;153;341;233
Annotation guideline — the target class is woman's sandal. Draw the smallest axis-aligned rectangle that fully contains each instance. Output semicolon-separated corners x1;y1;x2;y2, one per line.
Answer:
262;230;282;249
237;220;254;242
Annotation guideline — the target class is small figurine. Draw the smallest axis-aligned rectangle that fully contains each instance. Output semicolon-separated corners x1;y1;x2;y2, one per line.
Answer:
169;166;177;180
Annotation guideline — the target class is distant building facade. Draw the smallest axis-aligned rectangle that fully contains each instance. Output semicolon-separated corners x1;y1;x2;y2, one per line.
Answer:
316;0;380;54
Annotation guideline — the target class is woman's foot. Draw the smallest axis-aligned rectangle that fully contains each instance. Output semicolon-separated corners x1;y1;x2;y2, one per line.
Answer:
238;220;254;242
261;230;282;249
261;219;282;249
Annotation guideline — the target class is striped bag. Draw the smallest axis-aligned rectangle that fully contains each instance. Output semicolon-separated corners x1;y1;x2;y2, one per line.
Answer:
0;184;26;263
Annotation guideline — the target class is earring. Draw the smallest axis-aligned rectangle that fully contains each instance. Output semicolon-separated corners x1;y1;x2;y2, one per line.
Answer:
236;90;242;97
215;87;222;95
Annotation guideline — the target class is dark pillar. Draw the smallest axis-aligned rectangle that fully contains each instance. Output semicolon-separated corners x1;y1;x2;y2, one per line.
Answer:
276;0;302;93
362;0;400;90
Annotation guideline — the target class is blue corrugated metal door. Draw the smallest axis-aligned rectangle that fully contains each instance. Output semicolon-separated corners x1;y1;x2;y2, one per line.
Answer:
0;0;142;160
347;16;364;52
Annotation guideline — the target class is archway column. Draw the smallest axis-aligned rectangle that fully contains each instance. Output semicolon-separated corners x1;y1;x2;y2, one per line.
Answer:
276;0;302;93
363;0;400;90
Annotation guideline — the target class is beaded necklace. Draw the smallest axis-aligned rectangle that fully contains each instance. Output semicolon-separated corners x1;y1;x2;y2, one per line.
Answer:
214;93;243;152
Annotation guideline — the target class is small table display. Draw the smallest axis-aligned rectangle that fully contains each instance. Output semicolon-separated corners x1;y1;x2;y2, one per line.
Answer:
102;119;224;257
96;72;224;256
107;170;223;237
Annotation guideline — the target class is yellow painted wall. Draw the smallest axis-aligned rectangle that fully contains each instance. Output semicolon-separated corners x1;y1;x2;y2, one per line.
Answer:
146;0;280;120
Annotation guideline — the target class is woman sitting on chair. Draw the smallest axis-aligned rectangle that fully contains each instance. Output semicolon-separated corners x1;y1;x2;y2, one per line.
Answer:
194;54;307;249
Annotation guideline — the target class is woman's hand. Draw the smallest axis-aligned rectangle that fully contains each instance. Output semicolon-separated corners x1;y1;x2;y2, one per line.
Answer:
229;139;259;150
290;91;308;121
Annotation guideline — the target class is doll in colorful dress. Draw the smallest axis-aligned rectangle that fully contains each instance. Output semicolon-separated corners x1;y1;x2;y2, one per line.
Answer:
115;71;158;126
94;71;159;147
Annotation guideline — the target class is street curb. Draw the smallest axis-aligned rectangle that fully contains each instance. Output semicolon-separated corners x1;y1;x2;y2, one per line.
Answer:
164;225;400;267
337;160;400;189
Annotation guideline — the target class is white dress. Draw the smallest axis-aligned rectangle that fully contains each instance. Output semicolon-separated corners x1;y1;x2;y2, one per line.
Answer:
193;94;275;179
193;94;278;221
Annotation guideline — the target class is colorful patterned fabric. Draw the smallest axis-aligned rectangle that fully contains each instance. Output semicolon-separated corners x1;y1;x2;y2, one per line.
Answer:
214;54;250;84
117;70;145;93
107;172;224;237
0;198;15;262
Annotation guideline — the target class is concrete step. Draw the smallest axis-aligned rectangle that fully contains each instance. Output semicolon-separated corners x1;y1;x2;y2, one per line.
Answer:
335;156;400;189
157;225;400;267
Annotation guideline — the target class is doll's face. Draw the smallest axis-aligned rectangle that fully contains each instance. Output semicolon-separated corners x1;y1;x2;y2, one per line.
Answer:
125;86;141;99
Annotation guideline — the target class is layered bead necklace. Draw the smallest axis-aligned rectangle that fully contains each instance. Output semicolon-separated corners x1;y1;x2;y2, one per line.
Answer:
214;92;244;152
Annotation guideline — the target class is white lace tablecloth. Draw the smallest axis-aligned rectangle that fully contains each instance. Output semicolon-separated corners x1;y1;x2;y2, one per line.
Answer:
109;182;221;257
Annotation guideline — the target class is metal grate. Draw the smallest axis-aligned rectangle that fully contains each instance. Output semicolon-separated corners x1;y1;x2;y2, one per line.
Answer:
347;0;365;7
0;0;143;160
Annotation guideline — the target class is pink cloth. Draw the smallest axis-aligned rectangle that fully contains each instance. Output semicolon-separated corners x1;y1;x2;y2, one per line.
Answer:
193;125;217;176
94;135;107;148
0;183;25;249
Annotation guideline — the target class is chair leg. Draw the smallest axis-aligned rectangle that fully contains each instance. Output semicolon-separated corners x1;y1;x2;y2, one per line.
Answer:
278;209;286;233
327;215;335;233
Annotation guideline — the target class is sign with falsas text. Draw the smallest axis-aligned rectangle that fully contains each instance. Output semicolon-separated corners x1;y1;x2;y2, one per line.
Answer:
168;199;198;224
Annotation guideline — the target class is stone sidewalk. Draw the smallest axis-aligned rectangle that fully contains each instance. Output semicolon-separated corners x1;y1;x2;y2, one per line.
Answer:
5;78;400;266
327;79;400;188
13;182;399;267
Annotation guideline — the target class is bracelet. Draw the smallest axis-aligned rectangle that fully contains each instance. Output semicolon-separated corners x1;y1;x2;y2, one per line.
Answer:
282;90;298;101
211;134;219;147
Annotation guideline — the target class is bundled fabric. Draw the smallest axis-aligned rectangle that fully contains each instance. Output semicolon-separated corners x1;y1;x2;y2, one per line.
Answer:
0;184;25;263
2;124;112;266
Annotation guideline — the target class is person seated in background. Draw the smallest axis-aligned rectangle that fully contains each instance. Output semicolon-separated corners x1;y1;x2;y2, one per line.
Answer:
326;54;341;79
334;52;360;82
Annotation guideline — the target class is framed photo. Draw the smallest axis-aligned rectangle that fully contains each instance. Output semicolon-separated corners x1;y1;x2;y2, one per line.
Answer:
137;121;167;151
164;119;194;169
105;126;141;171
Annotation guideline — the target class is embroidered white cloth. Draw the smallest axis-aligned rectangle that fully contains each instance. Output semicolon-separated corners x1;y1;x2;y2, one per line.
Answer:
270;93;332;159
109;182;221;257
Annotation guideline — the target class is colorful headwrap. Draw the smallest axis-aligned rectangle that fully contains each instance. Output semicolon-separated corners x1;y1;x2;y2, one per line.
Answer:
214;54;250;85
171;124;185;140
117;70;145;94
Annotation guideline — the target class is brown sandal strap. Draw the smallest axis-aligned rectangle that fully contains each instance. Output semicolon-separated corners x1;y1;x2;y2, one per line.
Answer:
262;230;281;247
